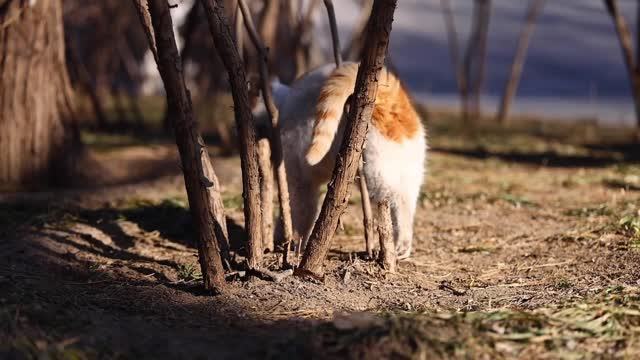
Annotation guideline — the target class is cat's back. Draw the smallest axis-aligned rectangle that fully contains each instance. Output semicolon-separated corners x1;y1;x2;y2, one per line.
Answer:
277;64;337;130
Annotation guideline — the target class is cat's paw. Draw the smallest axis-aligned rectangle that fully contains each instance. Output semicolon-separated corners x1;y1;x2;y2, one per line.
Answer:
395;244;412;260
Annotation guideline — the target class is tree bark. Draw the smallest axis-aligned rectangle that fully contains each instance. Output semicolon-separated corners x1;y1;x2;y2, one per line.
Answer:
200;0;263;270
137;0;229;293
497;0;545;125
237;0;294;267
296;0;397;278
605;0;640;136
0;0;78;189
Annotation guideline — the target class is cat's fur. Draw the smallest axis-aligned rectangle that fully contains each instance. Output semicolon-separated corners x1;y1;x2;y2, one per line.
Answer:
263;62;427;259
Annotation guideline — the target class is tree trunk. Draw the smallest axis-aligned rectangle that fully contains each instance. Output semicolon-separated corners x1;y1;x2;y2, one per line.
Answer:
462;2;478;123
237;0;295;267
497;0;545;125
296;0;397;278
462;0;491;122
470;0;491;120
322;0;375;259
200;0;263;270
258;137;275;252
605;0;640;136
137;0;229;293
159;0;201;133
439;0;467;120
0;0;78;189
66;37;109;130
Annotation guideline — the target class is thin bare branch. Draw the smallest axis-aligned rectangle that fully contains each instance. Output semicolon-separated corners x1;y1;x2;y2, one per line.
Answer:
605;0;640;135
440;0;467;113
323;0;342;67
497;0;545;124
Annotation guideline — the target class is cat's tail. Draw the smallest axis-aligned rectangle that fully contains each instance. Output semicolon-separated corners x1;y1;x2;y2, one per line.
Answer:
305;63;360;166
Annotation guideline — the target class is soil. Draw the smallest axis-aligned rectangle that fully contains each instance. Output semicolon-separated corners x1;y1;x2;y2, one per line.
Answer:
1;119;640;359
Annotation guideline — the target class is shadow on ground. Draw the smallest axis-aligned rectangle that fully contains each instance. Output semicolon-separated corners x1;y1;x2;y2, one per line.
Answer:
0;200;312;359
431;141;640;168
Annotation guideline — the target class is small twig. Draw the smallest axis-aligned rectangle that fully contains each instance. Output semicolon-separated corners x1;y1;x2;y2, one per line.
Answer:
200;0;264;271
439;281;467;296
377;199;396;272
138;0;229;292
517;260;573;271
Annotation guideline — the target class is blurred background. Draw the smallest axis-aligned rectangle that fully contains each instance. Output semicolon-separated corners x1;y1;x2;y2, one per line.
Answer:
3;0;640;190
318;0;638;126
63;0;640;131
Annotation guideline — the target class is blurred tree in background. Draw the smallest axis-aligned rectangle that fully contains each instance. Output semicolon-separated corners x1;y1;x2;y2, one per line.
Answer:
0;0;79;189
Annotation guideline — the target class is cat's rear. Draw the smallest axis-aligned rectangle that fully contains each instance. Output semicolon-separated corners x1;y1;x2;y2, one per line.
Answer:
275;62;427;259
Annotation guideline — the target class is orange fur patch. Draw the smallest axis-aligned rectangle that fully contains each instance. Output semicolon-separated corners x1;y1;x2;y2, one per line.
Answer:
315;109;338;123
312;63;421;148
371;81;421;143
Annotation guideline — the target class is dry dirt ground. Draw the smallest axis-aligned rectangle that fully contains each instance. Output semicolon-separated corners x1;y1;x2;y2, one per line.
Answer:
1;117;640;359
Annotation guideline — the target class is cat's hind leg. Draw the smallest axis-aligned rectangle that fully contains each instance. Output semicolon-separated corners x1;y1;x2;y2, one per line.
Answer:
288;176;321;254
389;187;419;260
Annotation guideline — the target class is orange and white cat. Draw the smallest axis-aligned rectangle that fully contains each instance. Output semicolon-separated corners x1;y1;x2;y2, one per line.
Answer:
266;62;427;259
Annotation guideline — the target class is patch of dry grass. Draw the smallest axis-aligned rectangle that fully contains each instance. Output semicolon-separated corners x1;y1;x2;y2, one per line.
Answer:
283;287;640;359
